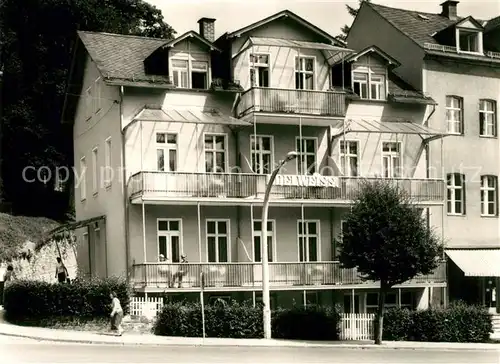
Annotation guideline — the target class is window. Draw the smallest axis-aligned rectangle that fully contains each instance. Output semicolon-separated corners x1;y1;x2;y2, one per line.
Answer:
340;140;359;177
85;86;92;120
446;96;463;134
343;294;360;313
382;142;401;178
171;59;189;88
94;77;102;113
204;134;227;173
352;72;386;100
298;220;319;262
104;137;112;187
457;29;481;53
481;175;498;216
295;56;314;90
295;137;317;175
92;147;98;194
191;61;208;89
305;291;319;306
252;220;275;262
206;220;229;262
366;292;398;314
447;173;466;215
80;157;86;201
251;135;273;174
479;99;497;137
250;54;270;87
400;291;414;310
157;219;182;262
156;133;177;172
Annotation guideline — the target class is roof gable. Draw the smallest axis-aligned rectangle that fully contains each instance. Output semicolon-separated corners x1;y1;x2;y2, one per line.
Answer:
163;31;221;51
345;45;400;67
455;16;484;30
227;9;344;46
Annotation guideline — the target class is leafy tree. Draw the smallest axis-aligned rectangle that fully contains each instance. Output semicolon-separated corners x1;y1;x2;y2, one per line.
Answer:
0;0;175;221
338;0;371;41
338;180;443;344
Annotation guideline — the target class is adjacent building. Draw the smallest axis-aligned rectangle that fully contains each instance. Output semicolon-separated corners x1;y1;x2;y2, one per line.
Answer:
63;10;448;311
348;0;500;313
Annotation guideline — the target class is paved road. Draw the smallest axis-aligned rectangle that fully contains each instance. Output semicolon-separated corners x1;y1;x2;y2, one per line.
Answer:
1;335;500;363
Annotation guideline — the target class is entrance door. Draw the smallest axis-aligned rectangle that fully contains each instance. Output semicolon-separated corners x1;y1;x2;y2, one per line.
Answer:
484;278;497;313
157;219;181;262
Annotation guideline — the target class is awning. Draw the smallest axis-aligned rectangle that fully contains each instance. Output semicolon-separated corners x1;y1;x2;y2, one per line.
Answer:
233;36;354;65
331;118;451;143
132;106;252;127
446;249;500;277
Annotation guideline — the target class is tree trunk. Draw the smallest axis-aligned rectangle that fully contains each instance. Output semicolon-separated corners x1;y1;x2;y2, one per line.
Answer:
374;283;387;345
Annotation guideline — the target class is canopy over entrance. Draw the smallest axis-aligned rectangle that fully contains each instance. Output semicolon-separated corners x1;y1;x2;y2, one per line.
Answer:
446;249;500;277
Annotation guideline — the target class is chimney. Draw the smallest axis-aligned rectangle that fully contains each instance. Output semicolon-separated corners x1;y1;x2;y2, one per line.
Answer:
198;17;216;43
440;0;459;20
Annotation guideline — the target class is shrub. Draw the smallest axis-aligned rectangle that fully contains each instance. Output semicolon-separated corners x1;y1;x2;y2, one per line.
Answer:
383;302;493;343
3;276;130;322
153;301;342;340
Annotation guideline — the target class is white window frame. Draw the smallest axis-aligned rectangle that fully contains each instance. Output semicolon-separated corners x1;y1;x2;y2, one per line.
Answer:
191;60;209;90
479;99;497;137
295;136;318;175
481;175;498;217
339;140;359;177
94;77;102;114
447;173;466;215
294;56;315;90
92;147;98;195
80;156;87;201
249;53;271;88
157;218;183;263
206;219;231;263
171;59;189;88
251;219;277;262
456;28;483;54
446;96;463;135
297;219;321;262
104;137;112;188
203;133;228;173
156;132;178;172
171;57;210;90
352;71;387;100
250;135;274;175
365;292;398;314
85;86;92;120
381;141;402;178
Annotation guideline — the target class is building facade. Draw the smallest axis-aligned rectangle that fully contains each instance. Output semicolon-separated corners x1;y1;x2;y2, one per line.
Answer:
348;0;500;313
63;10;447;312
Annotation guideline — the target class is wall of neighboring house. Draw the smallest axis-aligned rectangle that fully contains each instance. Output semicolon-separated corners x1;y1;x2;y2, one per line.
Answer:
231;18;332;91
424;59;500;248
346;5;425;90
340;100;428;179
73;53;126;278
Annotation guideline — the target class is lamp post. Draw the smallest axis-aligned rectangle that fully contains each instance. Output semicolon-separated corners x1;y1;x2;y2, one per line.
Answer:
261;151;298;339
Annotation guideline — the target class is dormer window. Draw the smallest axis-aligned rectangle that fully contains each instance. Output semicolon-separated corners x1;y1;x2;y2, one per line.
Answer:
352;71;386;101
456;29;483;54
171;58;209;90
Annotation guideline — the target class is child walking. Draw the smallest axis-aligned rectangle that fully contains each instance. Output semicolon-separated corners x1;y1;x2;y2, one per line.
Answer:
109;291;124;336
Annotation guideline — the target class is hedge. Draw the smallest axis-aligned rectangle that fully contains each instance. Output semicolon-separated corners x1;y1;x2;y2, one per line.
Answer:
383;302;493;343
3;277;130;322
153;301;341;340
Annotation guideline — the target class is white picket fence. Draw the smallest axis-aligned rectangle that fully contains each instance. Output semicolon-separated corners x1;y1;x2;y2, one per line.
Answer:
129;296;164;319
340;313;375;340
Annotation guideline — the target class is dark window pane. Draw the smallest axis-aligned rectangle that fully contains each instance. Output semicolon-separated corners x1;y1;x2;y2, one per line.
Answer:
204;135;213;148
218;237;228;262
207;221;216;234
217;221;227;234
156;133;166;143
215;136;225;149
169;220;179;231
169;150;177;171
298;237;305;262
308;222;317;234
308;237;318;261
253;221;261;231
254;236;262;262
158;236;167;257
207;237;216;262
171;236;180;262
366;293;378;306
267;236;273;262
158;220;168;231
167;133;177;144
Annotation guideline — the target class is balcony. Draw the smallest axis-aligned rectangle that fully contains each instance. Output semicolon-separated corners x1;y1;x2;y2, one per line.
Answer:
236;87;346;118
423;43;500;60
128;172;445;205
131;261;447;291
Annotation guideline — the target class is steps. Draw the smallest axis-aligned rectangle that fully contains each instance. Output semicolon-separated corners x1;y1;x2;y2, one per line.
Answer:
491;314;500;339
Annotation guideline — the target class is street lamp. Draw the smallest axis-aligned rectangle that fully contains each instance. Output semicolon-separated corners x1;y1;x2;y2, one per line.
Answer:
261;151;298;339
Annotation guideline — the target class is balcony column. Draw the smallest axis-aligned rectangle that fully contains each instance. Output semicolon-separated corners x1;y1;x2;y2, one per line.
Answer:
303;290;307;307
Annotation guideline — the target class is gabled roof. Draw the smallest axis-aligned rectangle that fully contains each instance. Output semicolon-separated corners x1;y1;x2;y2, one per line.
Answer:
162;31;221;52
455;16;484;29
77;31;172;86
365;2;458;46
227;9;344;46
485;15;500;32
344;45;401;67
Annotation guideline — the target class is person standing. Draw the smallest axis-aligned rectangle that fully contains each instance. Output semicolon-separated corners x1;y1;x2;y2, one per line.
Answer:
55;257;69;283
109;291;124;336
172;255;188;288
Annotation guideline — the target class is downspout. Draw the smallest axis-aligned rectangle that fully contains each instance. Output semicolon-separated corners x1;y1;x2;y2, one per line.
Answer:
119;86;131;280
423;103;436;233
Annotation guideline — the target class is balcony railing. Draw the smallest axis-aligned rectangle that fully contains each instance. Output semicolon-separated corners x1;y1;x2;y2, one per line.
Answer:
237;87;346;117
423;43;500;60
131;261;447;289
128;172;445;203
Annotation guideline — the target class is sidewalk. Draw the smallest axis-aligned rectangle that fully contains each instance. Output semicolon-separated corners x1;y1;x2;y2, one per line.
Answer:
0;309;498;350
